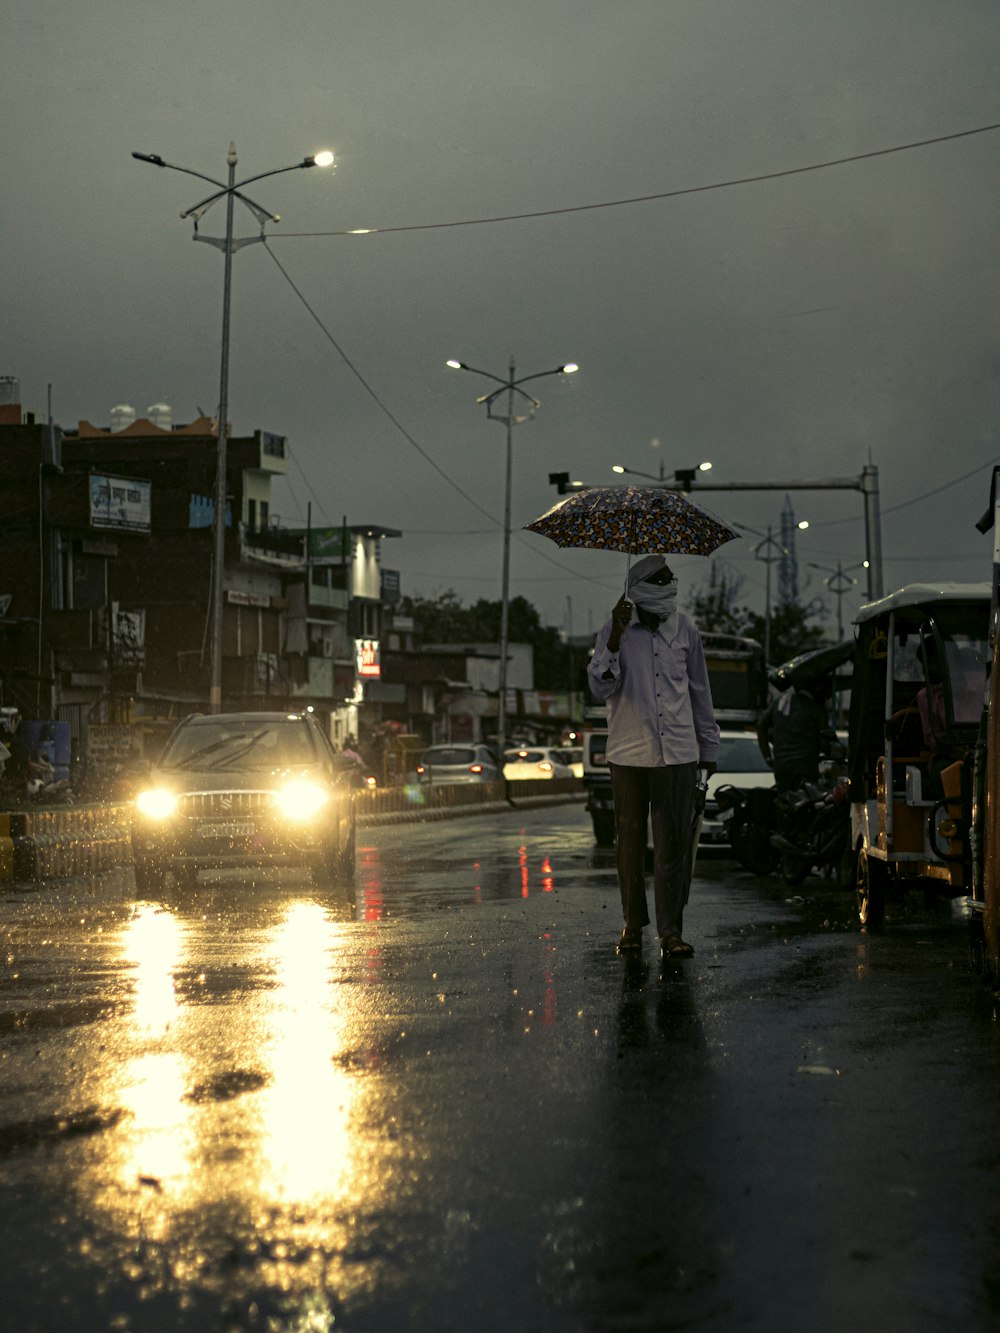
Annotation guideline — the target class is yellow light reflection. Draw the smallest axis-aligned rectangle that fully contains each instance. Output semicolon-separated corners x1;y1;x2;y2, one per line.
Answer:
117;904;193;1214
256;900;358;1204
127;902;182;1037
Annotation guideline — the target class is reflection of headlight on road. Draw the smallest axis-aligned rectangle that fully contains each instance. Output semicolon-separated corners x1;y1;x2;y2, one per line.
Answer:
135;788;179;820
273;779;331;821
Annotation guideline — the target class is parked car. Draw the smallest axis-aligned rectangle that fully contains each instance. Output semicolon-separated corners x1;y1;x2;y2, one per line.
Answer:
415;744;499;784
560;746;584;779
700;729;776;850
502;746;577;781
130;711;357;891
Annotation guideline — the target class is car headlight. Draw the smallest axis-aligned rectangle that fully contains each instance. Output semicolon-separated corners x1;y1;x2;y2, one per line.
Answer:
273;779;331;821
135;787;179;820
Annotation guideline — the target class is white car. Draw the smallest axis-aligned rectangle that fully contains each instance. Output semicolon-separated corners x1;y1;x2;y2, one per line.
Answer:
502;747;577;781
560;746;584;778
700;729;775;850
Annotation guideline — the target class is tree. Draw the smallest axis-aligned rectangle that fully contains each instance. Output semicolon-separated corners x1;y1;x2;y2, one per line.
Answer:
689;563;751;636
398;591;572;690
688;561;829;665
743;601;827;667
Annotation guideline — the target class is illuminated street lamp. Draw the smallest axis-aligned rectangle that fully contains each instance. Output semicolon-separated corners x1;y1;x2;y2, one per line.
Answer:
132;143;334;711
446;356;579;759
611;460;713;491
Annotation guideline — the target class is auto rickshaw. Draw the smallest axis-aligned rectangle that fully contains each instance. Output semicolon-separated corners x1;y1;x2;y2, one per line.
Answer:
847;582;990;928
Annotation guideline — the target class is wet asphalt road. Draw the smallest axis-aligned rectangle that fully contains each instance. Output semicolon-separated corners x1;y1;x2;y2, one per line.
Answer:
2;802;1000;1332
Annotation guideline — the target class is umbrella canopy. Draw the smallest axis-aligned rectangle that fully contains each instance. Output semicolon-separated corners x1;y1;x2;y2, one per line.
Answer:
769;639;855;690
525;485;741;557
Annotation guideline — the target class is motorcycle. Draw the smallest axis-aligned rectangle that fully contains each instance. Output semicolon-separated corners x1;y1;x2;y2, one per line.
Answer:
714;783;780;875
768;776;852;886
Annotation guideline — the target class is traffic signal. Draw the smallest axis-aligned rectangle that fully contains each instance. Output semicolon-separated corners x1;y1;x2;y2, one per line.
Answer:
549;472;587;495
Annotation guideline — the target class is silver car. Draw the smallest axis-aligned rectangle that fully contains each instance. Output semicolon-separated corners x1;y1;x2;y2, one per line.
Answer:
415;744;499;784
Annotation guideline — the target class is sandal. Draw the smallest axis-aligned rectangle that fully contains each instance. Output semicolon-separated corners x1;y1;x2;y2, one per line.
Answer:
663;935;694;958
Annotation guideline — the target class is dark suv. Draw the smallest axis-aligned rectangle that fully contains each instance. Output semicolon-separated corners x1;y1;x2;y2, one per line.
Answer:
130;711;357;890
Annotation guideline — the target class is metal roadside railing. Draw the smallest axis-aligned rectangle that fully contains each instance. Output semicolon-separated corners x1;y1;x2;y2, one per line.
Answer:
0;778;586;883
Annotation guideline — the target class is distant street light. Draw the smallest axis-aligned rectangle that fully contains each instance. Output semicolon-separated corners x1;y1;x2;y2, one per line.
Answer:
132;143;334;711
807;560;864;640
554;464;883;598
612;460;713;491
447;356;579;759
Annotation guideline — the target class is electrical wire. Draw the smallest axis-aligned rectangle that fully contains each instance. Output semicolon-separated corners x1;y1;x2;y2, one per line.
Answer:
263;240;499;526
262;120;1000;605
803;458;996;527
262;240;619;594
274;121;1000;240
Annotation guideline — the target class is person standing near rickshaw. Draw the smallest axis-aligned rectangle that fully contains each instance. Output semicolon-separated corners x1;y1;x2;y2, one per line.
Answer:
588;555;720;959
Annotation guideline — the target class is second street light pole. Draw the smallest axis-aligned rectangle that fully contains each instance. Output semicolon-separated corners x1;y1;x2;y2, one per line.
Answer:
132;142;334;711
447;356;578;761
753;526;785;664
212;145;238;714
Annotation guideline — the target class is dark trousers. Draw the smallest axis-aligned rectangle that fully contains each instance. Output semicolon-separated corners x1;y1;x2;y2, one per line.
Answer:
610;761;698;939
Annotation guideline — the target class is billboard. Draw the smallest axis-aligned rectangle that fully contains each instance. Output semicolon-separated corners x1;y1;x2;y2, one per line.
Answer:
356;638;381;678
90;474;151;533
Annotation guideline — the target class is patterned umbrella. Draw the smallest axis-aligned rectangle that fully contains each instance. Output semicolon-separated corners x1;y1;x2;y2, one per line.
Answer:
525;485;741;557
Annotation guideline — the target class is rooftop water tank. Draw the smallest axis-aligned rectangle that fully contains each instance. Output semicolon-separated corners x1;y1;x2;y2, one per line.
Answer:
0;376;21;406
147;402;173;430
110;403;136;432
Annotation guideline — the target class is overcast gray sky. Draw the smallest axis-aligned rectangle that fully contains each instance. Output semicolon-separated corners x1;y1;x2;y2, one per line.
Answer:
4;0;999;640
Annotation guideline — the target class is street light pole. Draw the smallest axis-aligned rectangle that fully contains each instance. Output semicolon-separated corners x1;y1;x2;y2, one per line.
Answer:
753;526;785;664
554;465;884;600
446;356;578;760
212;145;238;715
132;143;334;711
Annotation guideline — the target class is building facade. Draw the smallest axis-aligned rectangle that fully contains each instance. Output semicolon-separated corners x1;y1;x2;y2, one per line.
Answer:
0;380;398;767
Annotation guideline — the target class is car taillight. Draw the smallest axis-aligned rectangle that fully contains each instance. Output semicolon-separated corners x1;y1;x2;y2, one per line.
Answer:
470;764;483;774
416;765;426;775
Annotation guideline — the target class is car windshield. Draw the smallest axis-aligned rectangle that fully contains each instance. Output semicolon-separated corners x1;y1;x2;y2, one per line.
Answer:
717;735;772;773
162;720;318;771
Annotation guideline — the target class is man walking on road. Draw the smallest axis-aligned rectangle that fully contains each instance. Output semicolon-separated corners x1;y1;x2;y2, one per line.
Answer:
756;677;833;792
588;555;719;959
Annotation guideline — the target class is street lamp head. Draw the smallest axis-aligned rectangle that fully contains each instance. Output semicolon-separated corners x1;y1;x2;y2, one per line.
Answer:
698;461;712;473
797;520;810;530
305;150;335;168
132;152;166;167
446;359;465;370
560;363;579;374
612;464;626;474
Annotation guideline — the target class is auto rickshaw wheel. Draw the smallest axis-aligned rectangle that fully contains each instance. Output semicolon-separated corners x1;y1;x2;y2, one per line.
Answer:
969;912;986;976
857;848;886;930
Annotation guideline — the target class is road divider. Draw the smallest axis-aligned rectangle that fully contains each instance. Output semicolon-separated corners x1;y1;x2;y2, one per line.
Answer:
0;781;586;882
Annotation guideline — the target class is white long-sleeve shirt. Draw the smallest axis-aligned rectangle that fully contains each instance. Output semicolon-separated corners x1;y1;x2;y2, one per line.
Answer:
587;610;720;767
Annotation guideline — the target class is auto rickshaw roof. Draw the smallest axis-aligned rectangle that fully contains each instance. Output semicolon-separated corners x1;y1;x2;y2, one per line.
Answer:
853;581;991;626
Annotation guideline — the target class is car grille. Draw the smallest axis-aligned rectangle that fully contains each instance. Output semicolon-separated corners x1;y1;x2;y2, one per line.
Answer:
178;791;275;819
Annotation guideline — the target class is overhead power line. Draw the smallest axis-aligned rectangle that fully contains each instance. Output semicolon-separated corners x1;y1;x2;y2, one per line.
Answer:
275;120;1000;239
262;242;614;592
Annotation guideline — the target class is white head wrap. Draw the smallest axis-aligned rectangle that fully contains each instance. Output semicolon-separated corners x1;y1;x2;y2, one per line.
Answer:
627;554;666;587
627;554;679;635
